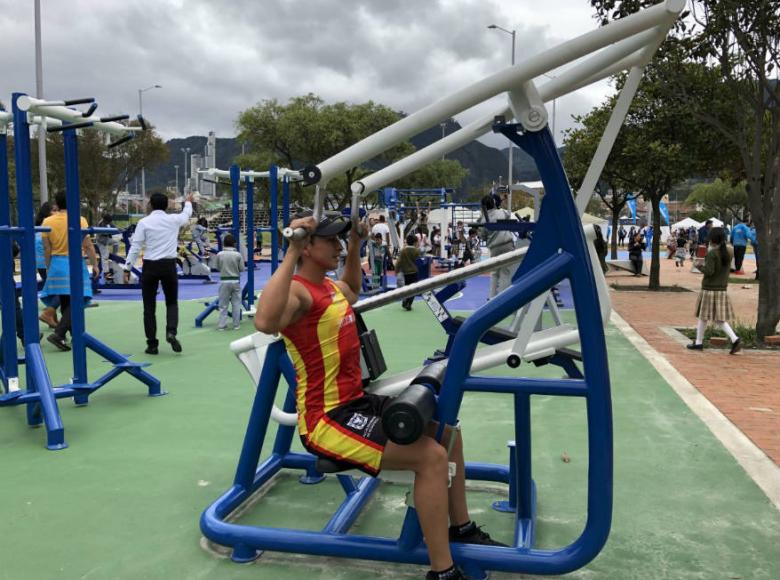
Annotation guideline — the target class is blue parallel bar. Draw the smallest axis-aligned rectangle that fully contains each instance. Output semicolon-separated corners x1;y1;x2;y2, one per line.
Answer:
230;165;241;253
322;477;381;535
463;376;588;397
24;345;66;450
245;174;255;308
63;128;89;386
269;165;279;273
0;129;18;387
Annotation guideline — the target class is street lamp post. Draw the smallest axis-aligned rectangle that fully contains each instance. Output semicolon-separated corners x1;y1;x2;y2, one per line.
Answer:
34;0;48;203
488;23;516;211
138;84;161;207
174;165;179;194
180;147;190;193
440;122;447;160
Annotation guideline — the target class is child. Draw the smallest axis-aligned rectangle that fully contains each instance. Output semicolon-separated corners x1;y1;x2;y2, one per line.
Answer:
463;228;482;265
215;234;245;330
687;227;741;354
191;217;210;256
675;232;688;268
395;234;421;310
367;232;386;289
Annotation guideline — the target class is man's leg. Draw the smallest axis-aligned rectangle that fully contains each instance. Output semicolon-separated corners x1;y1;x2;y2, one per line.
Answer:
217;283;230;329
140;264;160;348
734;245;746;271
231;283;242;327
47;295;72;351
159;261;179;338
381;437;453;572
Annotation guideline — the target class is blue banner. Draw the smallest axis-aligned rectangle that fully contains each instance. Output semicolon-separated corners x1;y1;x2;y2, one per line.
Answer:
659;200;670;225
627;195;637;224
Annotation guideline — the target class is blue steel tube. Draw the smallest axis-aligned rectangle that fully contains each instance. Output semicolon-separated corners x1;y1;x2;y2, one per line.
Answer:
229;165;241;254
63;128;88;385
281;176;290;255
269;165;279;273
245;175;255;307
0;129;18;385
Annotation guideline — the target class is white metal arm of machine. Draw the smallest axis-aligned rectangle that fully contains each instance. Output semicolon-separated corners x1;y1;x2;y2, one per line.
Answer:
17;96;140;137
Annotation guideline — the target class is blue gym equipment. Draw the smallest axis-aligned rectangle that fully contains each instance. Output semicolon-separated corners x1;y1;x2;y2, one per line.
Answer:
200;125;612;577
0;94;163;450
194;164;291;327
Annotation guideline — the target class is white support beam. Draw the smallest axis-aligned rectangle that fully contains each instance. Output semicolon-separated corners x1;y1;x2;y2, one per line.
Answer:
200;167;302;182
16;95;134;137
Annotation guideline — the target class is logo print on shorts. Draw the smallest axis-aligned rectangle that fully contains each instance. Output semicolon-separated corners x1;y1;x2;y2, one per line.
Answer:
346;412;369;431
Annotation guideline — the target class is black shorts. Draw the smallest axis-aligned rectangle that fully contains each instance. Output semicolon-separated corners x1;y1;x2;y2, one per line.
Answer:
301;393;392;476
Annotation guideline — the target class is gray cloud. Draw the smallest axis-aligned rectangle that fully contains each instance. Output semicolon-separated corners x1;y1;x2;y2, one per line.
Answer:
1;0;612;146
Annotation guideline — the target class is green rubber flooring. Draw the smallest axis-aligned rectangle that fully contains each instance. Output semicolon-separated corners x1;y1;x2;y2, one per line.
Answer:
0;299;777;579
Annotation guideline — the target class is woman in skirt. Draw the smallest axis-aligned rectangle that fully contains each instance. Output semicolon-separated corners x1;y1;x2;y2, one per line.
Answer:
687;227;741;354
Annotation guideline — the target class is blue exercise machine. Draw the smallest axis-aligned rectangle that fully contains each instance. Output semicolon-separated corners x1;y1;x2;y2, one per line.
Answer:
0;94;164;450
194;164;291;327
200;125;612;577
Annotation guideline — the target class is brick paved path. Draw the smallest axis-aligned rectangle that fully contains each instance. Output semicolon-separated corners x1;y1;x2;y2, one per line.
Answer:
607;254;780;465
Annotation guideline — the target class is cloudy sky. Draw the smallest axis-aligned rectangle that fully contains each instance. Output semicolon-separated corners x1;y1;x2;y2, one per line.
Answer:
1;0;614;147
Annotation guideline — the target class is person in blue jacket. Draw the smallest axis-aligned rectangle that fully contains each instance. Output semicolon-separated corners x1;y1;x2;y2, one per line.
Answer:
729;218;751;274
748;222;759;280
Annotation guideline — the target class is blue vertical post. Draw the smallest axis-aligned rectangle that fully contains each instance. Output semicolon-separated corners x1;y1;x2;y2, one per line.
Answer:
269;165;279;273
230;164;241;255
12;93;66;448
0;123;18;387
63;127;88;387
281;175;290;257
245;175;255;307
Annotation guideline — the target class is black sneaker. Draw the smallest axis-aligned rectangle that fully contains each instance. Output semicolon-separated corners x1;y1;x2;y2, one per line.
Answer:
166;334;182;353
47;333;71;352
145;345;159;355
686;343;704;351
729;338;742;355
449;521;507;547
425;565;470;580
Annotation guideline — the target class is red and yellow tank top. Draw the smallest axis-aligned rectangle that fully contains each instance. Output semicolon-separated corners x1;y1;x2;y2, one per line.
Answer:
281;275;363;436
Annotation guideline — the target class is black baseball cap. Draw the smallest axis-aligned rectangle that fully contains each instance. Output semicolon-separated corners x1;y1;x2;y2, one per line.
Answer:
294;210;351;237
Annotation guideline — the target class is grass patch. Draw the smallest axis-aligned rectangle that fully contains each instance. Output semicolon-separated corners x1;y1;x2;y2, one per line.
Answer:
676;319;776;349
729;277;759;284
611;284;693;293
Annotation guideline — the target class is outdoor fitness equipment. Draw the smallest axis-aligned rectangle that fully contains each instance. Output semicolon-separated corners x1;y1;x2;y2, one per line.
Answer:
194;164;294;327
0;94;163;450
201;1;682;576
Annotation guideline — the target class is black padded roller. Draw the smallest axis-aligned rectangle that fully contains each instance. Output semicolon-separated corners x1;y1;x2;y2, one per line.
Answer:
382;384;436;445
410;360;447;394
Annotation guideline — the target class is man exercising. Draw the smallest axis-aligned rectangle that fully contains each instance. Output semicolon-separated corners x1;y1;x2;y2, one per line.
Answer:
254;212;504;580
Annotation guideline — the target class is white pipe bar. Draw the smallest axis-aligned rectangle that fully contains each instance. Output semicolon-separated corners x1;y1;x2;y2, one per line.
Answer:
0;111;11;131
200;167;302;181
575;65;647;216
353;244;528;313
352;24;668;195
319;0;682;187
16;95;132;137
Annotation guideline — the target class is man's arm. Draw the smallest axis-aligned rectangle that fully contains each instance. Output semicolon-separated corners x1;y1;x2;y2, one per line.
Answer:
337;221;368;304
124;221;146;270
176;195;194;226
254;217;315;335
82;234;99;276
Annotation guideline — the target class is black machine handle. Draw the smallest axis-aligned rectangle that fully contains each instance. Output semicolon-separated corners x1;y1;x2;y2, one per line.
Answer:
47;121;94;133
63;97;95;106
107;135;134;149
99;114;130;123
82;102;99;117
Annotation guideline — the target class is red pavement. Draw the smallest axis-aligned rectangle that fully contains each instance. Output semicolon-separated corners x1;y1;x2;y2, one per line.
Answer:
608;254;780;465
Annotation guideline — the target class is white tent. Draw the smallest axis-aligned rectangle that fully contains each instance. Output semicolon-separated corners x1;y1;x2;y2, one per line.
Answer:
707;217;724;227
670;217;702;231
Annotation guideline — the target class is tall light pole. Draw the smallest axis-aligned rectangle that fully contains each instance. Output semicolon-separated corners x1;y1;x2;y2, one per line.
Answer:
138;84;161;207
440;122;447;160
180;147;190;193
34;0;48;203
487;23;516;211
174;164;179;194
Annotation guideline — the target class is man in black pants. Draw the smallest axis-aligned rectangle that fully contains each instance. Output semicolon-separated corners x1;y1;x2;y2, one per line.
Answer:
124;193;193;354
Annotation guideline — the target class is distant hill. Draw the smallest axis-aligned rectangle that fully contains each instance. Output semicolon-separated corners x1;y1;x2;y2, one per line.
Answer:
144;120;548;199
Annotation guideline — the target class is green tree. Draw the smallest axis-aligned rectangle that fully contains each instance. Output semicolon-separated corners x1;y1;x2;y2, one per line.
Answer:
589;0;780;340
686;178;748;221
564;100;636;259
237;94;411;207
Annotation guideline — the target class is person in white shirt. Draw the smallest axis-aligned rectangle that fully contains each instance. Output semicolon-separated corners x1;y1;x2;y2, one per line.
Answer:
371;214;391;250
124;192;193;354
